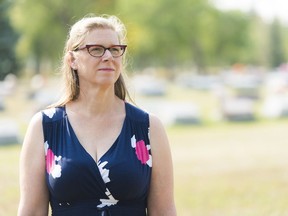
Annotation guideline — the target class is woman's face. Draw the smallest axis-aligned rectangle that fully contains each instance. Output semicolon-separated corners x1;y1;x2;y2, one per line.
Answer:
71;28;123;88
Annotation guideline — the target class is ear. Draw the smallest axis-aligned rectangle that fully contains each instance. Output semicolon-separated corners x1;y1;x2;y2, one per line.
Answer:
69;51;78;70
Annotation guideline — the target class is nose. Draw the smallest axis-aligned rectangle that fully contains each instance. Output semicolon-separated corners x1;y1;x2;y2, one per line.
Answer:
101;49;113;60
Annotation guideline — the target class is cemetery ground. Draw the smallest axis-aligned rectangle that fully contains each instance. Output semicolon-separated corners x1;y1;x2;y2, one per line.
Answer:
1;79;288;215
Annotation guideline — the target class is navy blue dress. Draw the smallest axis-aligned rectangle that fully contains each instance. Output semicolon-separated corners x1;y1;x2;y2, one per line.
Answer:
42;102;152;216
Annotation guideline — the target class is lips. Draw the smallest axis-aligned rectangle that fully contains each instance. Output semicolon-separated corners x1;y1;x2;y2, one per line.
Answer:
98;68;115;72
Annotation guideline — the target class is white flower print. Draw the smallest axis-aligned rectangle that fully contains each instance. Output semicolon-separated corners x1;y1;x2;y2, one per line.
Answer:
51;164;62;178
146;144;152;166
55;155;62;161
131;135;152;167
148;127;150;140
131;135;136;148
146;154;152;167
44;141;49;155
45;141;62;179
97;161;119;208
43;108;56;118
98;161;110;183
98;188;118;208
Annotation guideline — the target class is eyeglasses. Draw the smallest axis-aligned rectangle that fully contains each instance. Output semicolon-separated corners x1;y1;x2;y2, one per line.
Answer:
74;44;127;58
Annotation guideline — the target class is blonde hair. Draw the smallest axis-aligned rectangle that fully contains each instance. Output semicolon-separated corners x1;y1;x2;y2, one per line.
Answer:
52;15;130;107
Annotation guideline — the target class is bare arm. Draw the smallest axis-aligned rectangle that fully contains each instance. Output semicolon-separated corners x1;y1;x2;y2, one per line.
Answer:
147;115;177;216
18;112;49;216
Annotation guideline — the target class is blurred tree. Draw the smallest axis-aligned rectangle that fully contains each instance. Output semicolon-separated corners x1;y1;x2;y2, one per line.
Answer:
7;0;288;75
118;0;253;74
10;0;117;74
0;0;19;80
269;19;286;68
118;0;217;73
210;10;251;67
245;11;270;67
283;26;288;64
115;0;157;69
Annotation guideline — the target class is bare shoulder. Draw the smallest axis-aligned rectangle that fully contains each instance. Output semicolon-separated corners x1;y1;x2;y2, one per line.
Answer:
149;113;167;138
21;111;44;155
30;111;43;126
149;113;164;129
21;111;45;159
18;111;49;215
25;111;43;140
148;112;171;163
148;113;170;151
147;113;177;215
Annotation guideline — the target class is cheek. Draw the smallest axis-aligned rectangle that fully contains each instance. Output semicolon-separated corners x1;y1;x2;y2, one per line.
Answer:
115;59;123;70
78;58;98;70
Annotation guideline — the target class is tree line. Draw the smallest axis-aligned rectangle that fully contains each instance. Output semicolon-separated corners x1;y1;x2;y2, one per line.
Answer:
0;0;288;79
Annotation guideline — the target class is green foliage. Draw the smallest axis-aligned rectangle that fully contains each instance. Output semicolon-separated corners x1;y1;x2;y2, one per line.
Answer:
245;12;270;67
10;0;117;73
120;0;218;71
269;19;286;68
0;0;19;80
5;0;288;75
210;10;251;66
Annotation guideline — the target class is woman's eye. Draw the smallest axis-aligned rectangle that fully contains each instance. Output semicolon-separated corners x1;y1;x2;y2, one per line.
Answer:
110;48;120;53
91;47;103;52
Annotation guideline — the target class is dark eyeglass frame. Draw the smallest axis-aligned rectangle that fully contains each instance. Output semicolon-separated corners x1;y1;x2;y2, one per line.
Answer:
74;44;127;58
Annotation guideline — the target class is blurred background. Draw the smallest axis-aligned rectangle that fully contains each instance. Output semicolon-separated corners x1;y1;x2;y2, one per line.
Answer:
1;0;288;215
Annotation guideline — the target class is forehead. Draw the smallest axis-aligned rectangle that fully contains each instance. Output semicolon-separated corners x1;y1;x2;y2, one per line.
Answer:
84;28;119;45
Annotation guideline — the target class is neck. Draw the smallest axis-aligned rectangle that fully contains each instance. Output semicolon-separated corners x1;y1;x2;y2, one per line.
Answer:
69;86;121;117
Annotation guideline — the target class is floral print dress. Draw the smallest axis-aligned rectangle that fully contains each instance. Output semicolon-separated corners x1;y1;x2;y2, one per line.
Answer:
42;102;152;216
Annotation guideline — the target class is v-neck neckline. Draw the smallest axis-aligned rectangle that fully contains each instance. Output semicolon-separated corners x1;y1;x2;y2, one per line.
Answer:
63;102;127;165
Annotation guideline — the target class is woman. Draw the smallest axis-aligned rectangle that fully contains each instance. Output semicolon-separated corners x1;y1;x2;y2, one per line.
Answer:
18;15;176;216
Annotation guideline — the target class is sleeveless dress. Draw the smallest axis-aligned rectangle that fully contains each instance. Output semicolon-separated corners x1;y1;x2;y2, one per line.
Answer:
42;102;152;216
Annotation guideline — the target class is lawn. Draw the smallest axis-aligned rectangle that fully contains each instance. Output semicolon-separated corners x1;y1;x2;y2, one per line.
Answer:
1;80;288;215
1;120;288;215
170;120;288;216
0;145;20;215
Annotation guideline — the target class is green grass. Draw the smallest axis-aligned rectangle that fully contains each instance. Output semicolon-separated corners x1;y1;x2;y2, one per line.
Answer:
1;121;288;215
0;145;20;216
1;80;288;215
169;121;288;215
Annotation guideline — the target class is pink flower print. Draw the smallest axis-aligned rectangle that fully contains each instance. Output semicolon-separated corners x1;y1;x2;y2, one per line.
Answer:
45;146;62;179
131;135;152;167
46;149;55;174
135;140;149;164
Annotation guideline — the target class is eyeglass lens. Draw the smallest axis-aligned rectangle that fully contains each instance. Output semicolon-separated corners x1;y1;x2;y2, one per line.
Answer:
88;45;125;57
